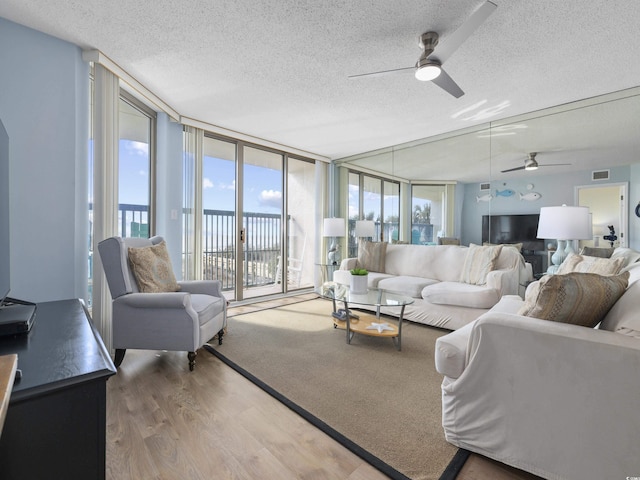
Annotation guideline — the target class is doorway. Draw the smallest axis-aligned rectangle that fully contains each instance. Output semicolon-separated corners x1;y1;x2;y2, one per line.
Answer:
576;182;628;249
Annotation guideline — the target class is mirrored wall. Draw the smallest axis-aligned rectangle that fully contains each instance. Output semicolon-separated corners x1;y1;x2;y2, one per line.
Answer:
335;86;640;272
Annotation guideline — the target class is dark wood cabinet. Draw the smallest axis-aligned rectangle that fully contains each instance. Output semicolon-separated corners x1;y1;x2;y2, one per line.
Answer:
0;299;116;479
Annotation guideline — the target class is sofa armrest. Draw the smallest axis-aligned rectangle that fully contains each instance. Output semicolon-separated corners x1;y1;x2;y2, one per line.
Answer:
485;267;519;296
339;257;358;270
441;313;640;480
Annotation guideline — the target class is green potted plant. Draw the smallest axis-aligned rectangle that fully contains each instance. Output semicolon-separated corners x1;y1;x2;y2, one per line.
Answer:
349;267;369;294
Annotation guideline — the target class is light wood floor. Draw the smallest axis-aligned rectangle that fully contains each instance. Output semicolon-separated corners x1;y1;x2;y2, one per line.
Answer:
106;293;540;480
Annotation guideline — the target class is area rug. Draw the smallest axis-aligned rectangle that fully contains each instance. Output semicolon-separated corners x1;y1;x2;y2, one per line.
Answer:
206;298;461;480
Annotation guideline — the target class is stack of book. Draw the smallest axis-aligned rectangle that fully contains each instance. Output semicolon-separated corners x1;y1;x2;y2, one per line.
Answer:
331;309;359;321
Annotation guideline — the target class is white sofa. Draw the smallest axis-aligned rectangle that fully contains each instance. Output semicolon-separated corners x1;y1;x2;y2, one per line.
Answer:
333;243;532;330
434;260;640;480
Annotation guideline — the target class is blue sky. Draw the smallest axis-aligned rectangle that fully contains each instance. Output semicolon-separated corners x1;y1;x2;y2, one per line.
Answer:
115;142;282;214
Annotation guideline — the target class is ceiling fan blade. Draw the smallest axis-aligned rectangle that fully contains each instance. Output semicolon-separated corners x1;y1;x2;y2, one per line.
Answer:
431;68;464;98
433;1;497;64
540;163;572;167
348;66;414;79
501;165;526;173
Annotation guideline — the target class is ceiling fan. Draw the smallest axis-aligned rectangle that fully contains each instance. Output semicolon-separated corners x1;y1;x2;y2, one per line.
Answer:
501;152;572;173
348;1;497;98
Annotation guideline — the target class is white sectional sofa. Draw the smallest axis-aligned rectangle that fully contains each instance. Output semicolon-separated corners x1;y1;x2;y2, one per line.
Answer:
333;243;532;330
434;254;640;480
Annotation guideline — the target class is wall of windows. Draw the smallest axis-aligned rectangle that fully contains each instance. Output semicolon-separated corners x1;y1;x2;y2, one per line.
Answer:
346;170;400;257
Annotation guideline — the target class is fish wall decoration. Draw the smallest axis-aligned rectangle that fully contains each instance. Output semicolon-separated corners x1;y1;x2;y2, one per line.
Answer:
476;193;493;203
496;189;515;197
519;192;542;201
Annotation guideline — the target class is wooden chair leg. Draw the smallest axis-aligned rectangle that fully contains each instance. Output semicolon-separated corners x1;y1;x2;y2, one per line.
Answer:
188;351;197;371
113;349;126;368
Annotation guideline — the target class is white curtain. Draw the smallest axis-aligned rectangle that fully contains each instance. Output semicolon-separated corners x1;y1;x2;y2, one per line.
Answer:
92;64;119;352
182;126;204;280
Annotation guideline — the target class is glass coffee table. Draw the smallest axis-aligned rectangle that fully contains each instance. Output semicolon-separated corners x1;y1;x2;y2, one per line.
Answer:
316;282;414;351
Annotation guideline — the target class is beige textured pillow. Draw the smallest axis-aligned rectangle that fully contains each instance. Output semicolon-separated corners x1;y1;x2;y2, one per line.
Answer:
557;253;624;276
517;271;629;327
357;239;387;272
459;243;503;286
128;241;181;293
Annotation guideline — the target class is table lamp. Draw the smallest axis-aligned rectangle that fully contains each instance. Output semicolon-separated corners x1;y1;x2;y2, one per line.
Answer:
323;218;344;265
354;220;375;240
537;205;591;274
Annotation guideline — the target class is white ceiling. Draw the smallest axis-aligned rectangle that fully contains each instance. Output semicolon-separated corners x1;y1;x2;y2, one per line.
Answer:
2;0;640;181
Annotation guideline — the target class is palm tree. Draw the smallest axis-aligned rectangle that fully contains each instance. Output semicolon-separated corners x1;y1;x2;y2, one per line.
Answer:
413;203;431;224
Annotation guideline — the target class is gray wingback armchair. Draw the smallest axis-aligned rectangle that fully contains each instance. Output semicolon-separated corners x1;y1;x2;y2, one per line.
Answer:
97;235;227;371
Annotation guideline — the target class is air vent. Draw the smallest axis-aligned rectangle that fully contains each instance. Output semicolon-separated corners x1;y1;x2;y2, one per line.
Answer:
480;183;491;191
592;169;610;181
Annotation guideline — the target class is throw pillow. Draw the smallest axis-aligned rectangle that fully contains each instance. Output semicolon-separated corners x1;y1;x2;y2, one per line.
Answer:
556;253;624;276
517;271;629;327
357;239;387;273
483;241;523;253
128;241;181;293
579;246;614;258
459;243;503;286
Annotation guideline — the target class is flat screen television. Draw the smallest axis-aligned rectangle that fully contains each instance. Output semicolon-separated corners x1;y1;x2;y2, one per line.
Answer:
0;118;10;305
482;213;544;253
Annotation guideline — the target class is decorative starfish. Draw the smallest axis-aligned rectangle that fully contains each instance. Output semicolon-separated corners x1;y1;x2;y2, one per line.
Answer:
366;322;394;333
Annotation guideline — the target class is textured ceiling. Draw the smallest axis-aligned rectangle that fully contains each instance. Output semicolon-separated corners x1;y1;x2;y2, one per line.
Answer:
2;0;640;175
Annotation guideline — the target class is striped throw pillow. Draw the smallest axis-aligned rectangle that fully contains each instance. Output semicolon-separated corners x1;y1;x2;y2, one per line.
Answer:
459;243;503;286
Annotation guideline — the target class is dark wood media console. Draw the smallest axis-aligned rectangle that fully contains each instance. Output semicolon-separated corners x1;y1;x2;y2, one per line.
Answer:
0;299;116;479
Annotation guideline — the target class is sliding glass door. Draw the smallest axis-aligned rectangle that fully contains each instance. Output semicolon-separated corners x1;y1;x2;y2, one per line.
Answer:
197;134;315;301
241;146;283;299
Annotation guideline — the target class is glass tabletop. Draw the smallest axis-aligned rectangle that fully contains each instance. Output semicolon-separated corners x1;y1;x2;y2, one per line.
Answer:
316;282;414;307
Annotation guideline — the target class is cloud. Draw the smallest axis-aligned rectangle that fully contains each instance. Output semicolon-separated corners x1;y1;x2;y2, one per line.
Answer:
259;189;282;208
126;141;149;157
203;178;214;189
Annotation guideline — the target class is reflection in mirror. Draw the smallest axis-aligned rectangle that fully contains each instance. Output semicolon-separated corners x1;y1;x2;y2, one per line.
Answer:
337;86;640;262
486;87;640;271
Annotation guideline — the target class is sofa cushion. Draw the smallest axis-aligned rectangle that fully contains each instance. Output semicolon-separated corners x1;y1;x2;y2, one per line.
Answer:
459;243;503;286
611;247;640;270
517;271;629;327
127;241;181;293
422;281;501;309
599;278;640;337
579;246;614;258
357;240;387;273
556;253;624;275
377;276;438;298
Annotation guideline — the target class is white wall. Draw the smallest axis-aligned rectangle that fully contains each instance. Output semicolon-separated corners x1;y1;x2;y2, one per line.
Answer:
0;17;89;302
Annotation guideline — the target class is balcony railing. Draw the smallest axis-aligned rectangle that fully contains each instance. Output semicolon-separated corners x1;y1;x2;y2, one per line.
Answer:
88;204;288;307
202;209;282;290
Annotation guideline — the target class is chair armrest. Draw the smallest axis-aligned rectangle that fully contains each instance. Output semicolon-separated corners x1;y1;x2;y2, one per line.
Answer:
114;292;191;309
178;280;224;298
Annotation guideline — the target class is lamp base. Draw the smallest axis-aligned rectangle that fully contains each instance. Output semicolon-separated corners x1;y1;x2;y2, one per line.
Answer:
547;239;576;274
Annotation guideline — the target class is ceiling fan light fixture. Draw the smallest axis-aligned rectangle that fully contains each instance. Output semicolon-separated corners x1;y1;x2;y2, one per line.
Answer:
415;60;442;81
525;155;539;170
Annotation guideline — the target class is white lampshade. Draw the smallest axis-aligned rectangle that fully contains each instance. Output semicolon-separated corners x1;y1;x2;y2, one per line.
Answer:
537;205;592;240
354;220;375;238
323;218;344;237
